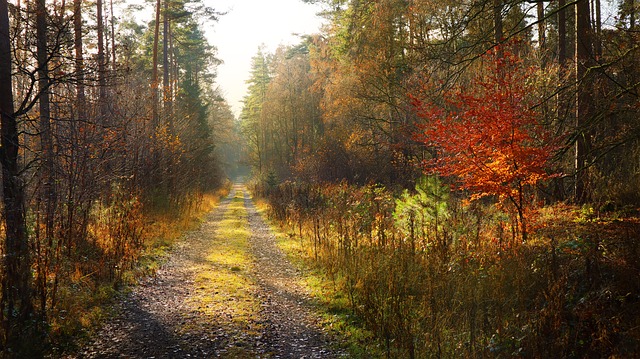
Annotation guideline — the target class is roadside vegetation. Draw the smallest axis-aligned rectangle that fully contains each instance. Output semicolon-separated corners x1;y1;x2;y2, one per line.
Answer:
0;0;239;353
238;1;640;357
49;187;229;354
253;179;640;358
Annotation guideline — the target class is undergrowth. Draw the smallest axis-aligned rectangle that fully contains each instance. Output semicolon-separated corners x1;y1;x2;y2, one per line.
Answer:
47;185;230;354
254;179;640;358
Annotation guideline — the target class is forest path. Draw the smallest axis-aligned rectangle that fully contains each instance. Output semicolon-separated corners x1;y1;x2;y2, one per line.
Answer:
70;183;342;358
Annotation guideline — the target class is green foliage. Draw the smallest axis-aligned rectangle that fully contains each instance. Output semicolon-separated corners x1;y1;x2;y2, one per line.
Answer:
393;176;449;247
265;170;278;189
240;48;273;174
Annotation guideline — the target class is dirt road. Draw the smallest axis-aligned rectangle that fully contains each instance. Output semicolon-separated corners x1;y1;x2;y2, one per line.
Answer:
70;184;343;358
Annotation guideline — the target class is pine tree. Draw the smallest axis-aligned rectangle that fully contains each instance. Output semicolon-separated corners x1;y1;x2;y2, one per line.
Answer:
241;48;272;174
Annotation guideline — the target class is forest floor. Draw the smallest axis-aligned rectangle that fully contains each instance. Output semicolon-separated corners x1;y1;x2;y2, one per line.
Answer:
64;183;345;358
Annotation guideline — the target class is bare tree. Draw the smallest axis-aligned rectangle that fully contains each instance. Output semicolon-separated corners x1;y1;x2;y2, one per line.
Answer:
152;0;161;128
97;0;107;117
575;0;594;202
0;0;33;351
74;0;86;120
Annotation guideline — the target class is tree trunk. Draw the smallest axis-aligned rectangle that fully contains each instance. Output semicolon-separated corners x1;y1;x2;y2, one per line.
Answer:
630;0;636;48
152;0;161;129
36;0;56;321
575;0;593;203
110;0;116;72
97;0;107;118
631;0;636;31
37;0;53;172
493;0;503;43
558;0;567;65
1;0;34;350
171;31;178;109
163;0;171;123
37;0;52;161
537;1;546;51
162;0;173;195
494;0;503;59
74;0;85;120
594;0;602;58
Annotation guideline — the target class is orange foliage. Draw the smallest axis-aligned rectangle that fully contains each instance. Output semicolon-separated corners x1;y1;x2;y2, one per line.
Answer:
413;48;559;205
412;47;561;240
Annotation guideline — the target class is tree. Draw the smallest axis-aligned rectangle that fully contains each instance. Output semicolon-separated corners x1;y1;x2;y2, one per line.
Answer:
241;48;272;174
74;0;86;120
394;176;450;256
0;0;227;350
574;0;594;202
163;0;171;123
558;0;567;65
413;47;558;241
152;0;161;128
97;0;108;117
536;0;546;51
0;0;33;351
306;0;533;186
259;44;322;178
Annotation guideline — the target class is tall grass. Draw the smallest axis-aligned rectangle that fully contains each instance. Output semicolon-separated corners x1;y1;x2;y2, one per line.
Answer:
257;179;640;358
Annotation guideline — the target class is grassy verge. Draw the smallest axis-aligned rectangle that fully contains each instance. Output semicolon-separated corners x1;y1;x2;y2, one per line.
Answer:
134;189;229;278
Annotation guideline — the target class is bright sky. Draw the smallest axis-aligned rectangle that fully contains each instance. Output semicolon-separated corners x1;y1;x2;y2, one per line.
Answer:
204;0;324;118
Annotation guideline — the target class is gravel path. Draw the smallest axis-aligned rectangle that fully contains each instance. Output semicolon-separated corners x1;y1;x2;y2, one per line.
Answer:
66;183;343;358
244;190;341;358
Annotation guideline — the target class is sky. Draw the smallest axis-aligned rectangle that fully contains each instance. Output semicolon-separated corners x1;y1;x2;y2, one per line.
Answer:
204;0;325;118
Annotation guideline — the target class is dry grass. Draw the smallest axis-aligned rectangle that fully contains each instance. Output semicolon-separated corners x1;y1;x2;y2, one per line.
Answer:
257;181;640;358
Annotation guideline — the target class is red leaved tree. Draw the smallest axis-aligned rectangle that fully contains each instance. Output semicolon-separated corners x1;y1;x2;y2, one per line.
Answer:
412;48;559;241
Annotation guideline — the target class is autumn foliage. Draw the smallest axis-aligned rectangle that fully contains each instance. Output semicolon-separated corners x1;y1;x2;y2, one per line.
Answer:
412;48;559;240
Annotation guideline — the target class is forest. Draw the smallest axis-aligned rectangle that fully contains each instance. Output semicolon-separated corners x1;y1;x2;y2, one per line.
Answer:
0;0;241;355
0;0;638;357
240;0;640;357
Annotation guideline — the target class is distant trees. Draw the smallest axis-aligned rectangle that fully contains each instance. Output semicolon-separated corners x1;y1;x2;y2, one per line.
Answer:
241;48;272;175
244;0;536;186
